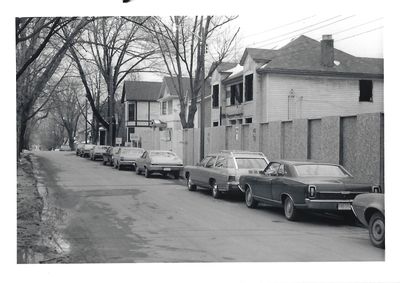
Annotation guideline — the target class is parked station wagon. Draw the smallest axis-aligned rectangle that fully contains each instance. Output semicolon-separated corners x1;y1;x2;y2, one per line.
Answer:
184;150;269;198
239;160;383;221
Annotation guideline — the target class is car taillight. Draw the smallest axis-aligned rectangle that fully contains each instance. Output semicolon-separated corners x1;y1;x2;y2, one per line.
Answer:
372;186;381;193
120;157;124;161
228;176;236;182
308;185;316;198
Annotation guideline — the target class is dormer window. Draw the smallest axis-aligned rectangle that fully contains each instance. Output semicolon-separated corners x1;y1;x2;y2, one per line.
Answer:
212;84;219;108
245;74;253;101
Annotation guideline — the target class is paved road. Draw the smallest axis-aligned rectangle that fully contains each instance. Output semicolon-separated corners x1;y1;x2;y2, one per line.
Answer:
33;151;384;263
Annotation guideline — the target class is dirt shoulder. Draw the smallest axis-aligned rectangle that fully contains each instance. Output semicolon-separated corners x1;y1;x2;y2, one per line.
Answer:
17;152;69;263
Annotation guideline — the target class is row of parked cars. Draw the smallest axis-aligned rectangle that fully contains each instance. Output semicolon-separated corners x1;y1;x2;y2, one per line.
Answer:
74;143;385;249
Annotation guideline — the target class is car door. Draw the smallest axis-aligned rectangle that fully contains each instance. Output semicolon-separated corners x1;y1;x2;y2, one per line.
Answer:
213;154;229;190
191;156;211;184
254;162;281;200
270;164;294;202
137;151;147;170
198;156;217;187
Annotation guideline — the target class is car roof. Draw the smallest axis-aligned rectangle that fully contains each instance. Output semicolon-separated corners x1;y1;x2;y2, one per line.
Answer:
271;160;341;166
219;150;267;158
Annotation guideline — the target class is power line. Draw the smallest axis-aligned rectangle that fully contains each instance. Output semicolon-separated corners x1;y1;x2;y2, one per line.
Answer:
332;17;383;35
242;15;316;39
336;26;384;42
254;15;356;49
249;15;342;46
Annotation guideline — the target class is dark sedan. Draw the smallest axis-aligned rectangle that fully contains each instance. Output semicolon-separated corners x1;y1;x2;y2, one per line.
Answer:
239;160;382;221
352;193;385;248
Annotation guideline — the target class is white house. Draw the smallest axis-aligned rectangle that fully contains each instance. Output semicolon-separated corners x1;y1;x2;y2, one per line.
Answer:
211;35;383;125
121;80;162;146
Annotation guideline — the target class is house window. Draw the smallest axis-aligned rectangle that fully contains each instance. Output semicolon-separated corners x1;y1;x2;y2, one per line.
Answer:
230;83;243;105
359;80;373;102
161;101;167;115
245;117;252;124
128;103;135;121
238;119;243;124
168;100;173;114
212;84;219;108
245;74;253;101
213;121;219;127
229;120;236;125
226;87;231;106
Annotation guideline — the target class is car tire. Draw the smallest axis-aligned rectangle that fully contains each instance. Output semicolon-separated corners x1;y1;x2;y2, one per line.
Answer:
118;164;122;170
136;167;141;175
144;167;151;178
102;159;106;165
283;196;299;221
245;185;258;208
212;183;221;199
132;165;136;172
187;176;197;191
369;211;385;249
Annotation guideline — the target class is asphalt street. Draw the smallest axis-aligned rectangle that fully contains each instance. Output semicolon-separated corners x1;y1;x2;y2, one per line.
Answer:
33;151;384;263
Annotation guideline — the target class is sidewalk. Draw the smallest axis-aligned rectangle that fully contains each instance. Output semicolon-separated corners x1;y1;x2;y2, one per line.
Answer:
17;153;69;263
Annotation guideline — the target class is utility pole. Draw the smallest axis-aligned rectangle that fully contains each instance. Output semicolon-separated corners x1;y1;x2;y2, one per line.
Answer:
85;99;88;144
200;23;206;160
107;66;115;146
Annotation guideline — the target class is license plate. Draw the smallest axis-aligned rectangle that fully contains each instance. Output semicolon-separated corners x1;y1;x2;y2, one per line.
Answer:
338;203;351;210
163;168;171;171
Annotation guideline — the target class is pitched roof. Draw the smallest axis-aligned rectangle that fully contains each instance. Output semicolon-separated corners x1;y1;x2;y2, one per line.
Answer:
215;62;238;72
242;35;383;78
240;48;277;65
121;81;162;102
159;76;211;100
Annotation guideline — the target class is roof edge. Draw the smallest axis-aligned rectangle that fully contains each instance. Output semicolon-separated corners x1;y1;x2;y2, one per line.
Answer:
257;67;384;79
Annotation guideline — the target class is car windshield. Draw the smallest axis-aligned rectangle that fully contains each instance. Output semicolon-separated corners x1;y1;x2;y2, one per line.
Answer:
150;151;176;158
294;164;350;177
121;148;144;154
235;158;268;169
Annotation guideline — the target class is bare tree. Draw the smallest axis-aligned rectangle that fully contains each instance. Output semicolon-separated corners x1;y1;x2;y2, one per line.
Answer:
69;16;157;146
51;79;83;149
16;17;91;157
148;16;239;128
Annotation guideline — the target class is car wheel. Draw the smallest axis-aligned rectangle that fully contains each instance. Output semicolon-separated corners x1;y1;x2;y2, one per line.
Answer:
118;164;122;170
212;183;221;199
369;212;385;248
102;159;106;165
132;165;136;172
144;167;151;178
187;176;197;191
283;196;299;221
113;162;117;169
136;167;141;175
245;185;258;208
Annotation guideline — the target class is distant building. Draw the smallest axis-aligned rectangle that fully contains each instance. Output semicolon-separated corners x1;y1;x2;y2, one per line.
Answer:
210;35;383;125
121;81;162;145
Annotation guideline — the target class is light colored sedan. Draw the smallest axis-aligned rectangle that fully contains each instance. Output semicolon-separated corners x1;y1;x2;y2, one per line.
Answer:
113;147;145;170
184;150;269;199
90;145;110;161
81;144;95;158
136;150;183;179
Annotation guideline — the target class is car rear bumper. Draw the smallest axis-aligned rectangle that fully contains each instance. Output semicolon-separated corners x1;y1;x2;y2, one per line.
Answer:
304;198;353;211
119;160;137;167
148;165;183;173
218;182;242;193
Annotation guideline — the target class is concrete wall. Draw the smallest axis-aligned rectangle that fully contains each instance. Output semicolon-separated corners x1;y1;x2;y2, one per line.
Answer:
181;112;384;188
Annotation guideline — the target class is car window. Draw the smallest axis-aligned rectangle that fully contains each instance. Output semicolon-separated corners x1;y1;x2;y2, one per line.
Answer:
205;156;216;168
199;156;211;167
235;158;268;169
265;162;281;176
227;158;235;169
149;151;177;158
215;155;227;168
294;164;350;177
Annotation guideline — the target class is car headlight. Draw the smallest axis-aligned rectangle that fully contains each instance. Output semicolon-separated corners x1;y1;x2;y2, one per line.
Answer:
308;185;316;198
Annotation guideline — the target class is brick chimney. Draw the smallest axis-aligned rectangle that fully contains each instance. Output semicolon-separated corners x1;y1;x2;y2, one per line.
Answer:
321;34;334;67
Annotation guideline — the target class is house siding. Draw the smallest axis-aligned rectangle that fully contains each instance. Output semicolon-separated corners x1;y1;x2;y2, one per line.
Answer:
264;74;384;122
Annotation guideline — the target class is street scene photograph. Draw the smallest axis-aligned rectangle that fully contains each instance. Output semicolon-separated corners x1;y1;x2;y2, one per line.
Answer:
6;0;400;282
